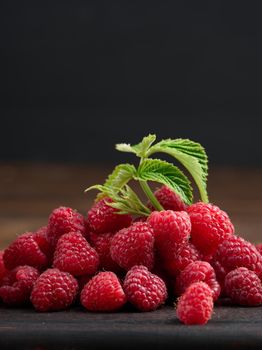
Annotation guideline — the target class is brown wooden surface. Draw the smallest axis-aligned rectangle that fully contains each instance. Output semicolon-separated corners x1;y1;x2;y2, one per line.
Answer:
0;163;262;249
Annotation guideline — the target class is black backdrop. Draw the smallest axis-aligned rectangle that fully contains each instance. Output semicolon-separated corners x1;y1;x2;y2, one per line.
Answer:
1;1;262;165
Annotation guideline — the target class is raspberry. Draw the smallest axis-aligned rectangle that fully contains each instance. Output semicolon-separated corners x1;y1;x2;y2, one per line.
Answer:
175;261;221;300
147;210;191;260
187;202;234;256
89;232;122;273
224;267;262;306
53;232;99;276
212;236;262;280
87;197;132;234
33;226;49;255
0;251;7;282
31;268;78;312
47;207;86;249
256;243;262;256
163;242;200;277
3;233;48;270
80;271;126;312
33;226;53;264
152;186;187;211
110;222;154;271
176;282;213;325
0;266;39;305
123;265;167;312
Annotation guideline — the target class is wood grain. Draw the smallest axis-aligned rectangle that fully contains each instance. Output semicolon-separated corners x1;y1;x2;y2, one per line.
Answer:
0;163;261;249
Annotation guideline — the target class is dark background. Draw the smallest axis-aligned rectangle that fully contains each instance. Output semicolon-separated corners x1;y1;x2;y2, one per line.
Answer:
1;1;262;165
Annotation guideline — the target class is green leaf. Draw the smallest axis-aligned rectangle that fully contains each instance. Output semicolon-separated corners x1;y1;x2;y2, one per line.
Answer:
108;185;151;216
84;184;106;193
116;134;156;158
136;159;193;205
104;164;136;190
115;143;137;154
85;183;150;216
148;139;208;202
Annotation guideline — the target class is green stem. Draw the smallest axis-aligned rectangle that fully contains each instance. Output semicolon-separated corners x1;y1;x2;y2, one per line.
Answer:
136;156;163;211
139;180;164;211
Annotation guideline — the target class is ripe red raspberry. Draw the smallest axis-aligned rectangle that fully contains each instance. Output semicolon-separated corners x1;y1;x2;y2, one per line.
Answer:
0;266;39;305
110;222;154;270
256;243;262;256
163;242;200;277
212;236;262;280
53;232;99;276
123;265;167;312
33;226;49;255
89;232;122;273
47;207;86;249
80;271;126;312
224;267;262;306
175;261;221;300
31;268;78;312
187;202;234;256
147;210;191;260
33;226;53;264
87;197;132;234
0;251;7;282
3;233;49;270
152;186;187;211
176;282;213;325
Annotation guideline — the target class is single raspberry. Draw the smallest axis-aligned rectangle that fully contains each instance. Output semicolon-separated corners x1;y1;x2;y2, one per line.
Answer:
31;268;78;312
0;251;7;282
87;197;132;234
175;261;221;300
151;186;187;211
187;202;234;256
80;271;126;312
110;222;154;271
47;207;86;249
53;232;99;276
147;210;191;260
163;242;200;277
212;236;262;280
123;265;167;312
176;282;214;325
224;267;262;306
0;266;39;305
3;233;48;270
89;232;122;273
256;243;262;256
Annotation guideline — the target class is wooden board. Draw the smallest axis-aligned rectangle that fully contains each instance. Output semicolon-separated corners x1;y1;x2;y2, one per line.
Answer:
0;305;262;349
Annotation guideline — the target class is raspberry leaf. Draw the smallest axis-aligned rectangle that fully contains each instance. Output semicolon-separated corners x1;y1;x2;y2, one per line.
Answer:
116;134;156;158
147;139;208;202
104;164;137;190
136;159;193;205
85;184;150;216
107;185;151;216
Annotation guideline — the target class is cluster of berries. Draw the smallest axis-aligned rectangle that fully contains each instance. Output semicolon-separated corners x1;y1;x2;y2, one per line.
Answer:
0;185;262;325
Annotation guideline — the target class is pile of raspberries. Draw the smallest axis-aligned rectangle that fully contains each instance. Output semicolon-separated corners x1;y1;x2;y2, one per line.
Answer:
1;185;262;325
